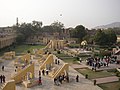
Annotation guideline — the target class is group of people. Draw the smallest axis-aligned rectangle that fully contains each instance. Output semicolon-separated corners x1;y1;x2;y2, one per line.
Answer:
54;75;69;86
38;70;42;85
41;69;49;76
54;74;79;86
0;75;6;83
55;59;60;65
86;56;116;70
1;65;6;83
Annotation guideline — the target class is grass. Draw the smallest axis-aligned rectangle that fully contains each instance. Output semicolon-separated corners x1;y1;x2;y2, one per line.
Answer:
0;44;45;56
68;43;80;48
13;45;45;54
54;51;79;64
98;81;120;90
76;68;116;79
55;53;70;58
62;57;79;64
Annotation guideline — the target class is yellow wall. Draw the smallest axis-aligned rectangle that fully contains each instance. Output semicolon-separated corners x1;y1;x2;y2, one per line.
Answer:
21;53;31;61
44;40;64;50
2;80;16;90
53;63;69;78
11;63;34;83
40;54;54;70
3;51;15;60
36;49;44;55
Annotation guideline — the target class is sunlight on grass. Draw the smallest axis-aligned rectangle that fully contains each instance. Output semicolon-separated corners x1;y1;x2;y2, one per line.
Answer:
76;68;115;79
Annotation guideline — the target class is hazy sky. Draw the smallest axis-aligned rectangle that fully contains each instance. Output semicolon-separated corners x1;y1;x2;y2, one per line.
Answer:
0;0;120;29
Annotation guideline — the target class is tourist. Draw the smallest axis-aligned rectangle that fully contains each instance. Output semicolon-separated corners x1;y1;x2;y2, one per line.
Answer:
59;75;62;84
85;74;88;79
55;59;57;64
39;70;41;76
2;75;5;83
66;75;69;83
58;60;60;65
94;79;97;85
79;58;81;63
56;78;60;86
46;70;49;75
2;66;4;71
0;75;2;83
42;69;45;76
38;76;42;85
76;75;79;82
62;75;65;81
54;78;57;85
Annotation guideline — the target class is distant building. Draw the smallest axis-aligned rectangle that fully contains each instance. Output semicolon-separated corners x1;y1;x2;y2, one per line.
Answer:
0;27;16;49
26;28;70;45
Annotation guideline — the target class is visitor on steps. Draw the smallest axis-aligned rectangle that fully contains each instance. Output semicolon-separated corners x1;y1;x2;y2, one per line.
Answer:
76;75;79;82
2;75;5;83
38;76;42;85
54;78;57;85
39;70;41;76
58;60;60;65
42;69;45;76
0;75;2;83
2;66;4;71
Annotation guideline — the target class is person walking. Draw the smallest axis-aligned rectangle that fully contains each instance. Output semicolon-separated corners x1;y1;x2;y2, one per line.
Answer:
39;70;41;76
38;76;42;85
42;69;45;76
2;75;5;83
54;78;57;85
46;70;49;75
55;59;57;64
0;75;2;83
58;60;60;65
76;75;79;82
2;66;4;71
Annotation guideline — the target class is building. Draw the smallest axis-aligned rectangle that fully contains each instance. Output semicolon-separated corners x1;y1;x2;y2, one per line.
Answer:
26;28;70;45
0;27;16;49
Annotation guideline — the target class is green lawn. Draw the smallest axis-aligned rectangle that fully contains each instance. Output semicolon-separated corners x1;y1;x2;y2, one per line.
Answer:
62;57;79;64
98;81;120;90
76;68;116;79
0;44;45;56
54;51;79;64
13;45;45;53
55;53;70;58
68;43;80;48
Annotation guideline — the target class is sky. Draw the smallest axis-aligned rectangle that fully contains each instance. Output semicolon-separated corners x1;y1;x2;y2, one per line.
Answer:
0;0;120;29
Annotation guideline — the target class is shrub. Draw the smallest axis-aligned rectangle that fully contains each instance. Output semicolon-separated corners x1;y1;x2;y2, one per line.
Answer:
57;50;61;54
99;50;111;57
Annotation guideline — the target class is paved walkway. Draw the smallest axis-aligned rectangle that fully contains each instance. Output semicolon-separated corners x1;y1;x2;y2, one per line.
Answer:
71;64;88;69
0;55;102;90
92;76;119;84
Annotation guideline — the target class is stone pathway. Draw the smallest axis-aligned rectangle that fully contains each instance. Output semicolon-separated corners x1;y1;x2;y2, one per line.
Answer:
92;76;119;84
0;55;102;90
71;64;88;69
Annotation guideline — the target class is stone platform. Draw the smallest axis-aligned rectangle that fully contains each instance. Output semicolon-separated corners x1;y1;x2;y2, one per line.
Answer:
0;56;102;90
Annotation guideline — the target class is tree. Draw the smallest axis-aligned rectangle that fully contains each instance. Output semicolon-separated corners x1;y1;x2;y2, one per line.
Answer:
51;21;64;32
94;29;107;45
94;29;117;45
32;20;42;30
71;25;87;42
42;25;54;33
105;29;117;45
51;21;64;29
15;21;43;44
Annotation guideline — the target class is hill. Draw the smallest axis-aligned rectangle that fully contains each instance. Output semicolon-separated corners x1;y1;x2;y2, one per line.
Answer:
94;22;120;29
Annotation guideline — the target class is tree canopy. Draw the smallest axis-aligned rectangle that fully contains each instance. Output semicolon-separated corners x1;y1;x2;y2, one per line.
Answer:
71;25;87;42
94;29;117;45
